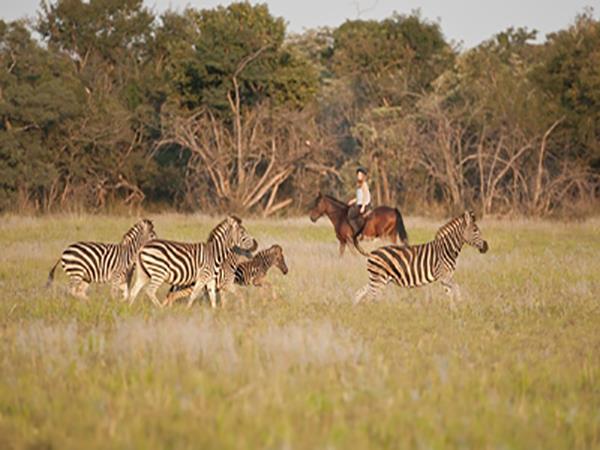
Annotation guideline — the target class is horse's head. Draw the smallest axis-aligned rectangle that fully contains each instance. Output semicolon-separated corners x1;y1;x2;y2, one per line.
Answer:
309;192;326;222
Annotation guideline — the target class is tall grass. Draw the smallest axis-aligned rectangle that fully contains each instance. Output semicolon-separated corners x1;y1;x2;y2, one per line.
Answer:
0;214;599;449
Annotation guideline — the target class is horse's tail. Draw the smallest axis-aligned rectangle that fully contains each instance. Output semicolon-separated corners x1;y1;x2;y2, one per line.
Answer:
394;208;409;246
46;258;61;288
352;235;370;257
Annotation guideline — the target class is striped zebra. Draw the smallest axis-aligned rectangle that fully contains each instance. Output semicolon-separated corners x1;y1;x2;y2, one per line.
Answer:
355;211;488;304
165;244;289;304
46;219;156;300
234;244;288;286
127;216;257;308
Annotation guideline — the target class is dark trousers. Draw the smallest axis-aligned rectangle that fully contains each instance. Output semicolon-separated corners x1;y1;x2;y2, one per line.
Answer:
348;204;371;236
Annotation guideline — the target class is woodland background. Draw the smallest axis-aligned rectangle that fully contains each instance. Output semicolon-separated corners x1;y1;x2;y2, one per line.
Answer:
1;0;599;217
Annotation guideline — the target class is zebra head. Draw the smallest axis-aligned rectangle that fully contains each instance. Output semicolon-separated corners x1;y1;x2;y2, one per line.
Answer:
122;218;157;248
462;211;488;254
270;244;288;275
225;216;258;252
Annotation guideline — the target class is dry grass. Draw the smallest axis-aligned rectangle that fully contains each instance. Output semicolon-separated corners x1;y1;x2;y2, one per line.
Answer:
0;214;599;449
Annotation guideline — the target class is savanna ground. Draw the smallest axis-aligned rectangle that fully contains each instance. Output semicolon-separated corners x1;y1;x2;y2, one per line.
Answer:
0;214;599;449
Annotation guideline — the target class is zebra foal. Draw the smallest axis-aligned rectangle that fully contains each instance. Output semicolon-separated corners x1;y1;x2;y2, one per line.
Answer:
355;211;488;304
46;219;156;299
234;244;288;287
165;244;289;304
127;216;257;308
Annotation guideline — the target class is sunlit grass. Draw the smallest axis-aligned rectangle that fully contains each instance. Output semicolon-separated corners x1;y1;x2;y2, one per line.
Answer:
1;214;599;449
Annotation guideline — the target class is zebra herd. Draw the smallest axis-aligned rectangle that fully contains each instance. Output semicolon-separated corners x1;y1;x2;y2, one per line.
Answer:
47;216;288;308
47;210;488;306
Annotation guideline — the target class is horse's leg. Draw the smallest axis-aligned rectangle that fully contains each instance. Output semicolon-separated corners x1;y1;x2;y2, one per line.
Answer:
339;241;346;256
388;217;398;244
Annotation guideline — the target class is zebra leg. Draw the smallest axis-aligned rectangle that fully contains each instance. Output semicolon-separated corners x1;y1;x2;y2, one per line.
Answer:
354;274;387;305
231;285;245;305
118;282;129;301
70;278;90;300
262;280;277;301
440;277;461;309
163;285;186;308
144;279;164;308
128;268;148;305
110;278;123;300
186;272;212;309
109;273;129;301
206;278;218;308
354;285;369;304
440;277;457;296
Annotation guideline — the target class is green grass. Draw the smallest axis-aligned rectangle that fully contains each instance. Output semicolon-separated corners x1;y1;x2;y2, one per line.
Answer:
1;214;599;449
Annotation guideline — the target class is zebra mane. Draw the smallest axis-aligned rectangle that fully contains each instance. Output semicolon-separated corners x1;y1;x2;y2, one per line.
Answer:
434;214;467;241
207;217;235;242
121;219;153;245
253;245;277;262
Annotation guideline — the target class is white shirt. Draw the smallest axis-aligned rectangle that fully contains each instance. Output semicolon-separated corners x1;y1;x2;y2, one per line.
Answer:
356;183;371;206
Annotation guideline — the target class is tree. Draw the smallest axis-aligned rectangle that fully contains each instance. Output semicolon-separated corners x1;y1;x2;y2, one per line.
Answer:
329;13;454;108
0;20;85;210
533;10;600;165
168;3;318;112
158;3;321;215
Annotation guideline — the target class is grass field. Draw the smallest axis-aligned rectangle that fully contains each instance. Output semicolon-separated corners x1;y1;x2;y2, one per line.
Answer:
1;214;599;449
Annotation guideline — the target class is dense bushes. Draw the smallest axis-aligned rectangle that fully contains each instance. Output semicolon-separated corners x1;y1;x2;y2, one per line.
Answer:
0;2;598;216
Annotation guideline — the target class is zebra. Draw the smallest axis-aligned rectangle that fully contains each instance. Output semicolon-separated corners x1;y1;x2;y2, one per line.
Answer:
354;210;488;304
46;219;156;300
164;244;289;304
234;244;288;287
127;216;257;308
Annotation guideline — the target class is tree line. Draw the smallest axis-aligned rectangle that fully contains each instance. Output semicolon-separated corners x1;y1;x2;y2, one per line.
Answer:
1;1;598;216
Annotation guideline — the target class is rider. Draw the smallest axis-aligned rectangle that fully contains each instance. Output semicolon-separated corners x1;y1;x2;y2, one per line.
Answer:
347;166;372;238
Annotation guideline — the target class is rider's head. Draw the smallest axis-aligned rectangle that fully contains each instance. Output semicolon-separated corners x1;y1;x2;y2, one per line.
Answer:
356;167;367;183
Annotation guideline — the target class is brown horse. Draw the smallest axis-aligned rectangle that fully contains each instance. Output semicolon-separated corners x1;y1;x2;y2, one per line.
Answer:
309;192;409;256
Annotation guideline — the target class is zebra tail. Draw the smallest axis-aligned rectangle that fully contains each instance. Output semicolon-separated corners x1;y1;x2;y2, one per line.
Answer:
45;259;60;288
395;208;409;246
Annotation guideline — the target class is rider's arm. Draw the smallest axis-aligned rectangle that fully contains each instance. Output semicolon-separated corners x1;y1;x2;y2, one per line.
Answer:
348;198;356;206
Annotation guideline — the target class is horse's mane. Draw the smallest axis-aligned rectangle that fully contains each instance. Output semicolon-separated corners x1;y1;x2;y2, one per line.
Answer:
322;194;348;209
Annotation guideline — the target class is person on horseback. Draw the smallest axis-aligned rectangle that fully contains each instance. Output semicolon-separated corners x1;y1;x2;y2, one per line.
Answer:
347;166;372;238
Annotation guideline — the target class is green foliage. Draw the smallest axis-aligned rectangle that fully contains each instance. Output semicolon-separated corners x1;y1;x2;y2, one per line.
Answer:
437;27;549;132
37;0;154;66
170;2;318;111
0;21;85;210
532;11;600;161
0;3;598;214
330;13;454;106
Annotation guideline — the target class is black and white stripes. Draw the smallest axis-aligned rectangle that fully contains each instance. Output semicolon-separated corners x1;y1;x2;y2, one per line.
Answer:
46;219;156;299
234;245;288;286
355;211;488;303
164;244;289;304
127;216;257;308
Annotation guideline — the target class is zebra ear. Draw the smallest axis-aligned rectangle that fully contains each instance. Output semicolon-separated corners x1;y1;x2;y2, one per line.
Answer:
229;215;242;224
465;210;476;223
